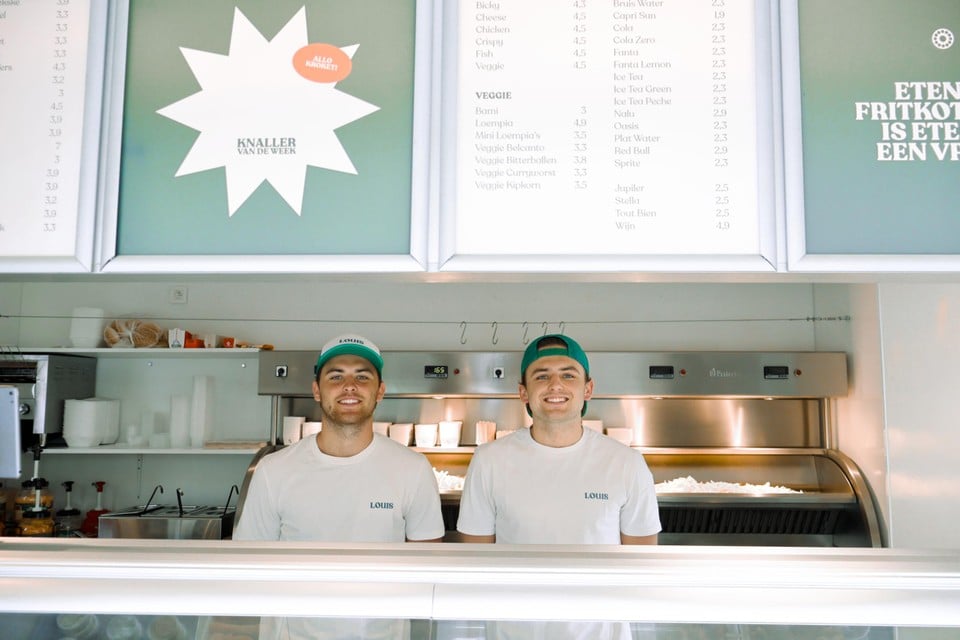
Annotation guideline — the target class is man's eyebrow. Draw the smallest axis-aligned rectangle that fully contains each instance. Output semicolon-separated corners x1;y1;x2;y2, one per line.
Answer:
323;364;375;374
529;364;580;375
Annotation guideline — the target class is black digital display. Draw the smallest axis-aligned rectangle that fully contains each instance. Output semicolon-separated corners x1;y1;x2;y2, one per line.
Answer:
763;365;790;380
424;365;448;379
649;365;675;379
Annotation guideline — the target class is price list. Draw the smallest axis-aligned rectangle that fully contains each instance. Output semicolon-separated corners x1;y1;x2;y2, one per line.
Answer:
0;0;94;259
453;0;762;256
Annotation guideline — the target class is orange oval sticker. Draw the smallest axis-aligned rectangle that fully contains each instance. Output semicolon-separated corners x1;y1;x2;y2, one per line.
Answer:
293;43;352;83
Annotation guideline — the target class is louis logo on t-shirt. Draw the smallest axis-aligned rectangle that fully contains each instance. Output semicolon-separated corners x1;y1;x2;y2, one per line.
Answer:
369;501;395;509
583;491;609;500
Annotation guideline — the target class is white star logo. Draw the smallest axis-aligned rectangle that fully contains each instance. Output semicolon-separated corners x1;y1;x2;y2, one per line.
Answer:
157;7;380;216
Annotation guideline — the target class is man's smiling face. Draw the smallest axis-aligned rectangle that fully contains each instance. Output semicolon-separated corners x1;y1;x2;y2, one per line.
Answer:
313;354;385;428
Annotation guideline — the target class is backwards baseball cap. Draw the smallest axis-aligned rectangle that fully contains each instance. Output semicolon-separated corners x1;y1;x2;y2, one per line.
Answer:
521;334;591;416
314;334;383;377
521;334;590;379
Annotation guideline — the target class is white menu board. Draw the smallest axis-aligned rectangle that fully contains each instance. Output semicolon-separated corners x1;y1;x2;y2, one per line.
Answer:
440;0;774;269
0;0;104;271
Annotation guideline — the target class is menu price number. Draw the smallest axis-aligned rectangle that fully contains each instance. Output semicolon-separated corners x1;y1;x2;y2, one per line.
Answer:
572;0;588;70
42;1;71;238
714;183;730;230
711;0;732;233
571;0;589;195
573;107;589;189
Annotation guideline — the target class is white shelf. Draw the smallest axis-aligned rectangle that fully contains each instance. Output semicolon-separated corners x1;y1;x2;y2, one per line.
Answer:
43;445;262;455
19;347;261;358
42;445;474;456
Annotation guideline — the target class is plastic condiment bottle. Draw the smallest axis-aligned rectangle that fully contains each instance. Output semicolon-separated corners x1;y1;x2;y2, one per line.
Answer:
81;480;110;537
56;481;83;537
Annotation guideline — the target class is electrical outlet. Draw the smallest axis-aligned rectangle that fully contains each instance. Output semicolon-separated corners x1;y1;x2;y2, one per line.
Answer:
493;366;506;380
168;286;188;304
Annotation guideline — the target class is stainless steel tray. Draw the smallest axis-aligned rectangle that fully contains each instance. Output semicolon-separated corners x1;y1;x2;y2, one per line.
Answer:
99;505;235;540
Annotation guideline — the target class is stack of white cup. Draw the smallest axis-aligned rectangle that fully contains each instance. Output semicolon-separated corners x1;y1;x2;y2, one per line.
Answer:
283;416;305;444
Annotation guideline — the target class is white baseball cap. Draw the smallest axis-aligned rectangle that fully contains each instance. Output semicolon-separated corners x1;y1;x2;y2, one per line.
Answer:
314;334;383;377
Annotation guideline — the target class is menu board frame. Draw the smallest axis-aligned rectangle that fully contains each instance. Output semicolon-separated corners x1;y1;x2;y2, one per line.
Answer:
782;0;960;272
95;0;433;273
434;0;780;273
0;1;108;273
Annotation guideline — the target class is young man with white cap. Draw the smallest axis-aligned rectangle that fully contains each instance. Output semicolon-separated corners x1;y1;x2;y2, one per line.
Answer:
234;334;443;638
457;333;660;545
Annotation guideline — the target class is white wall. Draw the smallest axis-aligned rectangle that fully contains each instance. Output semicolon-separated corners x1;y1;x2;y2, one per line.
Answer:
878;283;960;549
9;280;823;352
812;284;889;537
0;283;21;348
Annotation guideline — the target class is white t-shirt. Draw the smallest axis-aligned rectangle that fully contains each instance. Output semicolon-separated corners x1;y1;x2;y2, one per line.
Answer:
457;426;661;543
234;434;443;640
456;427;660;640
234;433;444;542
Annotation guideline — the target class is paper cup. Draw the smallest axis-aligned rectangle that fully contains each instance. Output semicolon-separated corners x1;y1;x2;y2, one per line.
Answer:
438;420;462;447
282;416;305;445
389;423;413;446
69;307;104;348
414;423;438;447
302;421;322;437
475;420;497;444
372;422;391;436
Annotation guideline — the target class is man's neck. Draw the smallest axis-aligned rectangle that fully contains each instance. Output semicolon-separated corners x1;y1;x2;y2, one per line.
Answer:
315;424;374;457
529;420;583;448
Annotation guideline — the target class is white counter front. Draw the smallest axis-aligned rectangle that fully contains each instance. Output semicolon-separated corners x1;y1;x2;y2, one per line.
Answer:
1;539;959;638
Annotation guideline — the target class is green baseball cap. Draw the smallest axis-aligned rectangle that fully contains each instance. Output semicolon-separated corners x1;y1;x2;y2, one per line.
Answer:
314;334;383;377
521;334;591;416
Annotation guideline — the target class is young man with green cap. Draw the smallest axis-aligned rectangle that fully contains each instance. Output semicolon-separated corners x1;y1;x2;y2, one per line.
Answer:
235;333;443;542
235;334;443;638
456;334;660;639
457;334;660;545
